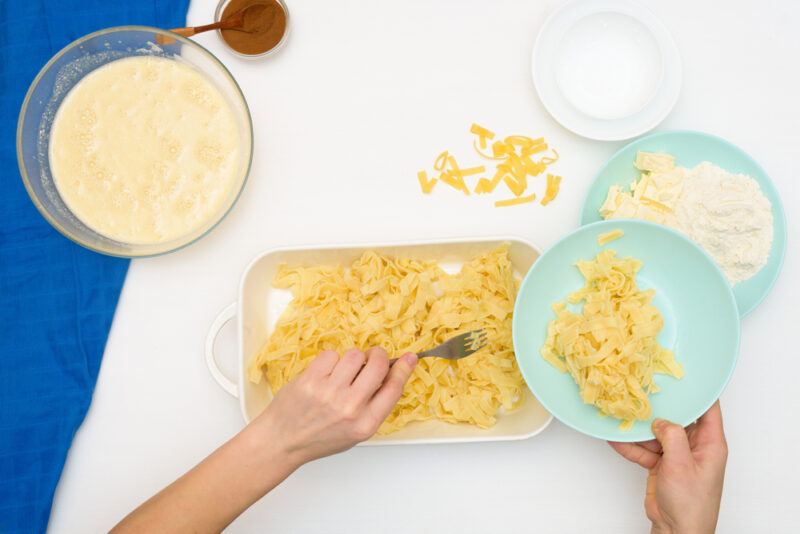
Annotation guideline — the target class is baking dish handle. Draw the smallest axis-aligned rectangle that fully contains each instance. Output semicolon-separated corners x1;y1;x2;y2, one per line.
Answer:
205;302;239;398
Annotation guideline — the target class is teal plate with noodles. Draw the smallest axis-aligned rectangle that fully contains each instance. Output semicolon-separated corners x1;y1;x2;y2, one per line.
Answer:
579;130;787;317
512;220;740;442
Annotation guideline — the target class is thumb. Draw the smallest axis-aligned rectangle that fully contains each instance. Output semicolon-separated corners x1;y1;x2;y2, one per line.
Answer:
368;353;418;419
652;418;692;466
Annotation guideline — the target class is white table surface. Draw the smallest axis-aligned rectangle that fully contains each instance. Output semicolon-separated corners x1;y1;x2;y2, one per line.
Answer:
48;1;799;532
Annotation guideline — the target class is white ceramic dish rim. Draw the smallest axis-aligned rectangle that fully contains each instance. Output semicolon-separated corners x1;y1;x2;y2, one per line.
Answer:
205;235;554;446
532;0;682;141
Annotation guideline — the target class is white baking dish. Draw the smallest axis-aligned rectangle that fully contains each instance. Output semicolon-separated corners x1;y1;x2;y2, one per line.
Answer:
205;236;553;445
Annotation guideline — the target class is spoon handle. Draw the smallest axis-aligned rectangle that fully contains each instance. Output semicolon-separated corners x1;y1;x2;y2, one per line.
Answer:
169;13;244;39
171;21;223;38
168;27;197;37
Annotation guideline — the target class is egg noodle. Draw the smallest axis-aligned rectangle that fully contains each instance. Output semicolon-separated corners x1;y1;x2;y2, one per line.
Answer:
417;124;562;207
597;229;625;245
541;248;683;429
248;246;526;434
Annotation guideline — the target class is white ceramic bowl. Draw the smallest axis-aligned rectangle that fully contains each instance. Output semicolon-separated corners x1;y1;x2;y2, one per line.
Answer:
532;0;681;140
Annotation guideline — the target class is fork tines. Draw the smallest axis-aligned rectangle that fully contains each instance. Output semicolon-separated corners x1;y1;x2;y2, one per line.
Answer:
463;329;489;353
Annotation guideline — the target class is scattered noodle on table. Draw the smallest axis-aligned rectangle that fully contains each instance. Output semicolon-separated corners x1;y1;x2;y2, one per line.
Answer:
248;246;526;434
495;194;536;207
417;124;562;206
540;174;562;205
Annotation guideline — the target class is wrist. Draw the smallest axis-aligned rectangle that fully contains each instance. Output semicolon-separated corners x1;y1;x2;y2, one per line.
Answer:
652;521;714;534
240;412;304;477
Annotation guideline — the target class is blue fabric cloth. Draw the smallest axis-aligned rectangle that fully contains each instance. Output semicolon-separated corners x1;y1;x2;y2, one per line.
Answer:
0;1;189;532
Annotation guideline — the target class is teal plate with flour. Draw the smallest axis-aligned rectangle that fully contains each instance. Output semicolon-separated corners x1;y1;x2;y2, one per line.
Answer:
512;220;740;442
579;130;787;317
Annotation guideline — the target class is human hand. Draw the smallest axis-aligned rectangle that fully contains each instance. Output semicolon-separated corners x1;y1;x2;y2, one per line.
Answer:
608;401;728;534
112;348;416;534
253;347;418;467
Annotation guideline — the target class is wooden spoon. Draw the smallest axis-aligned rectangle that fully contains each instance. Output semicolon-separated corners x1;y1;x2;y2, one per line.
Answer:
158;4;266;43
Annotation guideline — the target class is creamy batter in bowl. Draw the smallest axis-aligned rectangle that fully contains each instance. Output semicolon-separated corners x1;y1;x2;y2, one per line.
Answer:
17;26;253;257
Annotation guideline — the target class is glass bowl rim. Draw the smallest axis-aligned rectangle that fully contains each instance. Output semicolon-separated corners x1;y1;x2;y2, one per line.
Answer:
16;25;254;259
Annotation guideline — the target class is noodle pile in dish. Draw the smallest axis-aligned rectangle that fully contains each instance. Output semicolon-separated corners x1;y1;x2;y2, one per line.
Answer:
541;248;683;430
248;246;526;434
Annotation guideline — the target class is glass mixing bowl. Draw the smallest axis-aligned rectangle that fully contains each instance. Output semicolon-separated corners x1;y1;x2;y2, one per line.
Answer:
16;26;253;257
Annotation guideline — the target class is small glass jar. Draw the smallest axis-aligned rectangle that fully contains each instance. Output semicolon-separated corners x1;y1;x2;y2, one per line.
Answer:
214;0;290;59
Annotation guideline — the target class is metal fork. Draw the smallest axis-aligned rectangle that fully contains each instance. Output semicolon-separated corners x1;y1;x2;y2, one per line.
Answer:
389;329;489;365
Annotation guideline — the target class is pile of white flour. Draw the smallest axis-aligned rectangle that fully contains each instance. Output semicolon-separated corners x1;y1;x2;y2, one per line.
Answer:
675;162;773;284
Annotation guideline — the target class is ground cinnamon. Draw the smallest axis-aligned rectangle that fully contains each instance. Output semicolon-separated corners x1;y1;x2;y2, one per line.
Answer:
220;0;287;56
